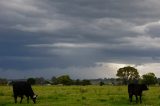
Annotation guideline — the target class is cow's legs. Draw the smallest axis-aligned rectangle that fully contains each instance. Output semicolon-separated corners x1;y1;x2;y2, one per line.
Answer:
14;95;17;103
129;94;132;103
135;95;138;103
139;95;142;103
20;96;23;104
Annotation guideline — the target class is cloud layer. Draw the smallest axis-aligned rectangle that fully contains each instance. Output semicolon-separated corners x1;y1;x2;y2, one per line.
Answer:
1;0;160;79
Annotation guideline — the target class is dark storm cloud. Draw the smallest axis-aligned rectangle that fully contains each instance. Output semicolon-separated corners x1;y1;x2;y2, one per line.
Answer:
1;0;160;78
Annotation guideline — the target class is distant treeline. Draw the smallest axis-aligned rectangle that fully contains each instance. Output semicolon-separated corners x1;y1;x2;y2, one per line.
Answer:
1;75;92;86
0;78;8;85
0;76;114;86
1;75;160;86
26;75;92;86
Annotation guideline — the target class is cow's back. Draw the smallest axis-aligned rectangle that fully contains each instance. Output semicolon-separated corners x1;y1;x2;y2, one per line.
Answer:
13;81;33;96
128;84;142;95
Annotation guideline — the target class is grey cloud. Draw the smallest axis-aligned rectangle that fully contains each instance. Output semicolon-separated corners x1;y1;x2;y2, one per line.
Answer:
1;0;160;78
1;0;159;32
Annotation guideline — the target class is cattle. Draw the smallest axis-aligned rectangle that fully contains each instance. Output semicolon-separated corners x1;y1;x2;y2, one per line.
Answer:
128;83;148;103
12;81;37;104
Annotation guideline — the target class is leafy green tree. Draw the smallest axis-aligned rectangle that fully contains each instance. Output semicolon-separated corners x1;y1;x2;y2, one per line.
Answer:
75;79;81;85
142;72;157;85
81;79;91;86
116;66;140;85
0;78;7;85
27;78;36;85
51;76;56;84
55;75;73;85
35;77;45;85
99;81;105;86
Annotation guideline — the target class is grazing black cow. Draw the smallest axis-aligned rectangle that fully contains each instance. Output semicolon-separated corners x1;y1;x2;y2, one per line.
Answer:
12;81;37;104
128;84;148;103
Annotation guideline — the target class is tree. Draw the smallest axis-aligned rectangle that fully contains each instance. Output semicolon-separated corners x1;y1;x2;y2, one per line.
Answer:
27;78;36;85
81;79;91;86
75;79;81;85
116;66;140;85
0;78;7;85
35;77;45;85
51;76;56;84
99;81;105;86
55;75;73;85
142;72;157;85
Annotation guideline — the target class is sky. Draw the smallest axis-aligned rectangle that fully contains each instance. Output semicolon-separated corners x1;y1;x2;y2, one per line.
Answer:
1;0;160;79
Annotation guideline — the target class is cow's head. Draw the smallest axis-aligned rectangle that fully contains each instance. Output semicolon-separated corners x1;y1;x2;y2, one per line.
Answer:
32;94;38;103
141;84;149;91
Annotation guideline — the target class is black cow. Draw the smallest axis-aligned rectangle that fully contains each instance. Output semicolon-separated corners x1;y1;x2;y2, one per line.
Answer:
128;84;148;103
12;81;37;104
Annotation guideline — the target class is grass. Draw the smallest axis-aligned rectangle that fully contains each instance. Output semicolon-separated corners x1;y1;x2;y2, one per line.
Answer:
0;85;160;106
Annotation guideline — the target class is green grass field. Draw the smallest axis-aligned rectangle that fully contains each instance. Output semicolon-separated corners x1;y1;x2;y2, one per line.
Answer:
0;85;160;106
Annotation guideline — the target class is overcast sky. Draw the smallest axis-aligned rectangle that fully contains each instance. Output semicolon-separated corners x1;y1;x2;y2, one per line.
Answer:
1;0;160;79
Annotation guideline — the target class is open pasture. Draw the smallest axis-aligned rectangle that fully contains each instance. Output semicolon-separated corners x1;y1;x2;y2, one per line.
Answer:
0;85;160;106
